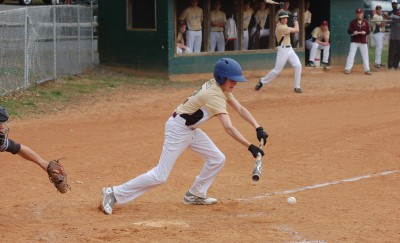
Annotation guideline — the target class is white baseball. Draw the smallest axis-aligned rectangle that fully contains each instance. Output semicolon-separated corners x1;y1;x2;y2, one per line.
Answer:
287;197;296;205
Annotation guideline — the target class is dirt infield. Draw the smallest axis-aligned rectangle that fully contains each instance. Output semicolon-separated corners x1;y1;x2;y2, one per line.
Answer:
1;65;400;242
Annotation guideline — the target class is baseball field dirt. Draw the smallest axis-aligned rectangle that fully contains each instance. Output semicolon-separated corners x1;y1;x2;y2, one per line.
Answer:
1;65;399;242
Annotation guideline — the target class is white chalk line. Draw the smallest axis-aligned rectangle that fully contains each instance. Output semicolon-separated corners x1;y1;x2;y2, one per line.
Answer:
237;170;400;202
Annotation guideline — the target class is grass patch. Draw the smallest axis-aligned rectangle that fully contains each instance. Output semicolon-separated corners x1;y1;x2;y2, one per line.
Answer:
0;67;202;119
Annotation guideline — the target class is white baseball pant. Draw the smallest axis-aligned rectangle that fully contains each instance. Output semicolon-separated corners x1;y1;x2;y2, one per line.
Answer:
345;42;370;72
372;32;385;65
210;32;225;52
260;46;302;89
306;40;330;63
112;115;225;204
186;30;202;53
243;30;249;50
176;46;192;54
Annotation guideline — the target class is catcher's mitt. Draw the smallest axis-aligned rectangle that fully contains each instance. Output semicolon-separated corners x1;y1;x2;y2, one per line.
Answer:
47;159;70;193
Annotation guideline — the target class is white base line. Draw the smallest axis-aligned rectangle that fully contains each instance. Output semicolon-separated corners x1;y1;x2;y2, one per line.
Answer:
237;170;400;202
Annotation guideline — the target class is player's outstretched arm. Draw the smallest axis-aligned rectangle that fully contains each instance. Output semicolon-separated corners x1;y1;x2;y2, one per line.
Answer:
17;144;49;171
227;98;260;129
218;113;250;147
218;113;265;158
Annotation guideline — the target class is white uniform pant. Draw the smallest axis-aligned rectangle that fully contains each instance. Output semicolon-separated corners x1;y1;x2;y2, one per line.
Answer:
243;30;249;50
345;42;370;72
113;115;225;204
176;46;192;54
186;30;202;53
372;32;385;65
210;32;225;52
260;46;302;89
306;40;330;63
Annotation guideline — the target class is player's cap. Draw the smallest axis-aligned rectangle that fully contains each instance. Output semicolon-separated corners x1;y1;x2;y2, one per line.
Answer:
392;0;397;4
321;20;329;26
356;8;363;14
375;5;382;10
278;11;289;19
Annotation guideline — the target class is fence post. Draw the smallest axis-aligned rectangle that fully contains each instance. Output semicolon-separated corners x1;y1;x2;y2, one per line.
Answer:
78;6;81;69
24;9;29;88
91;0;94;65
53;6;57;80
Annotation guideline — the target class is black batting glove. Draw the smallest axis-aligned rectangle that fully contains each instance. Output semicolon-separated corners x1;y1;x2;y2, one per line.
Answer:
248;144;264;158
256;127;268;145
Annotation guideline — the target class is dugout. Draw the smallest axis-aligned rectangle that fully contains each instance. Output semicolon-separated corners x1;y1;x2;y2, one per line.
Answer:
98;0;365;79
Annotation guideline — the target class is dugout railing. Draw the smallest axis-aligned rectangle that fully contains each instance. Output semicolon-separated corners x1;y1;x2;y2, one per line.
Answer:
0;5;98;96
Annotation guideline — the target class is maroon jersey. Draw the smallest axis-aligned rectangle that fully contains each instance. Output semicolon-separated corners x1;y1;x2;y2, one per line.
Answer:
347;18;370;44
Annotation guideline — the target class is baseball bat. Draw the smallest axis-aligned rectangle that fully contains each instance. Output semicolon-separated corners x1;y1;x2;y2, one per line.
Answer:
252;138;264;181
264;0;279;5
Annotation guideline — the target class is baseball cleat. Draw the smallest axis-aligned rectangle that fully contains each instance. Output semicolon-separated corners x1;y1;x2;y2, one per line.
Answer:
255;79;263;91
365;71;372;75
308;61;316;67
344;69;350;75
183;191;217;205
101;187;116;215
322;62;331;70
294;88;303;93
375;64;381;69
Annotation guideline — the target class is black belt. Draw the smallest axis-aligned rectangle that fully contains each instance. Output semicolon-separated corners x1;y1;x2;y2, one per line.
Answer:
281;45;291;48
244;29;248;31
212;31;222;32
189;29;201;31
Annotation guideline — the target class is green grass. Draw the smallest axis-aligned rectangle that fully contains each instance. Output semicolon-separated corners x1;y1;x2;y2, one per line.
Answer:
369;46;389;65
0;67;202;119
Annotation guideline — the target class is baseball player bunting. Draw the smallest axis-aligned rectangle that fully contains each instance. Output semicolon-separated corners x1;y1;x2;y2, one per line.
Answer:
101;58;268;215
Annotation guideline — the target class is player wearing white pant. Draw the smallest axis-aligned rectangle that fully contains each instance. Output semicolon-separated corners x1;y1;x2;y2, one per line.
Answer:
255;11;303;93
179;0;203;53
101;58;268;215
242;1;253;50
306;20;331;68
371;5;387;68
344;8;372;75
209;1;226;52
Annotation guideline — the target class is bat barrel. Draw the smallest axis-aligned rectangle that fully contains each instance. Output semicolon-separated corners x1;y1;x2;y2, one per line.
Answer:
252;173;260;181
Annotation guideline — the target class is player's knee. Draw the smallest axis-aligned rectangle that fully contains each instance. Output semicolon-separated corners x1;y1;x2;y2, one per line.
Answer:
293;62;302;70
210;151;225;168
151;167;170;185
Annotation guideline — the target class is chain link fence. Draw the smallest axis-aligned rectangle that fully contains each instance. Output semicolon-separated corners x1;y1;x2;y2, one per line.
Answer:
0;5;98;96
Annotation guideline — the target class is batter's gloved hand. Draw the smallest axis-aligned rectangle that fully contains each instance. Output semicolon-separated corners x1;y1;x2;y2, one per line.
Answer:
279;2;284;9
47;159;70;193
248;144;264;158
256;127;268;145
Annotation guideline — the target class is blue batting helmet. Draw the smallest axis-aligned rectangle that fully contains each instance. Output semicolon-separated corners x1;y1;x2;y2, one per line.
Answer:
213;58;246;85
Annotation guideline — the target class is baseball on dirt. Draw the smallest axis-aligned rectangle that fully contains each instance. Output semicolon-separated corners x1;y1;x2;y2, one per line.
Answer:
287;197;296;205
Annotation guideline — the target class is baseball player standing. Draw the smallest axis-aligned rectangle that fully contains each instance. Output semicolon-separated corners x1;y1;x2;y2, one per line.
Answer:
255;11;303;94
388;0;400;70
209;0;227;52
344;8;372;75
242;1;254;50
101;58;268;215
179;0;203;53
306;20;331;68
371;5;387;68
